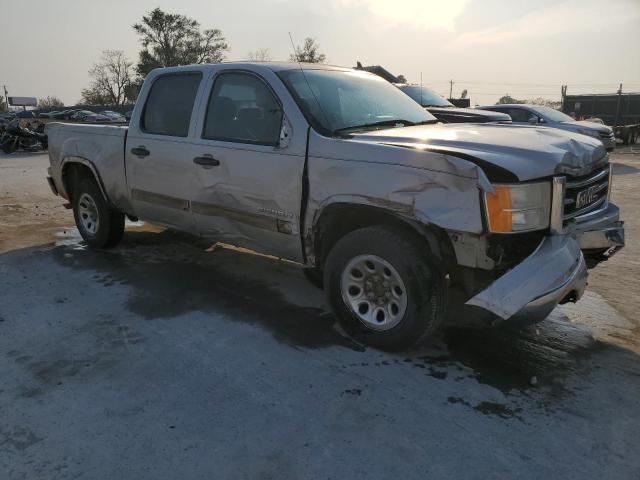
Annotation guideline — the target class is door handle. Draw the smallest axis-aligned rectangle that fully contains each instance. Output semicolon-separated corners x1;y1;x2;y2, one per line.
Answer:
193;155;220;167
131;146;150;157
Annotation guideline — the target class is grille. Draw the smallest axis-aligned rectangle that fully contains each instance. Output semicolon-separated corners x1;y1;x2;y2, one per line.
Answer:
563;165;610;223
599;131;615;140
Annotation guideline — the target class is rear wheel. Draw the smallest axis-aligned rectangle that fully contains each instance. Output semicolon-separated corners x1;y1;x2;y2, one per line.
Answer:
324;226;447;350
72;177;125;248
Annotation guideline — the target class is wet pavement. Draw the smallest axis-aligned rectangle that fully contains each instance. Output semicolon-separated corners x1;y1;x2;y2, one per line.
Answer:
1;151;640;479
1;228;640;479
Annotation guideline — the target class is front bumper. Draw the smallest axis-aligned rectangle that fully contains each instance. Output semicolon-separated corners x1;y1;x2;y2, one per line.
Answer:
466;234;587;322
574;203;625;265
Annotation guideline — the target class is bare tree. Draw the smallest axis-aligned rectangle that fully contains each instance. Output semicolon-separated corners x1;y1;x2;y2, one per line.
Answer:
81;50;133;106
247;48;272;61
133;8;228;77
38;96;64;108
289;38;326;63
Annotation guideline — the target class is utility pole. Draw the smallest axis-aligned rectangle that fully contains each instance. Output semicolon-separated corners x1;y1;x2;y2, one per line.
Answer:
449;80;454;100
2;85;8;110
560;85;567;112
613;83;623;129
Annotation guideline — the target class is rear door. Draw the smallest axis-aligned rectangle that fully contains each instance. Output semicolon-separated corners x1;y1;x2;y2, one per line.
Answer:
125;71;204;233
189;69;307;261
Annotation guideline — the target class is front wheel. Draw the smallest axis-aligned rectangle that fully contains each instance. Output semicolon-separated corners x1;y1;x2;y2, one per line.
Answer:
72;177;125;248
324;226;447;351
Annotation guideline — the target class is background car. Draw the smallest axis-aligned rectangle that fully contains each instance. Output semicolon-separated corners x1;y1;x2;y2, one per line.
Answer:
477;103;616;151
396;84;511;124
82;113;112;123
99;110;127;122
71;110;95;121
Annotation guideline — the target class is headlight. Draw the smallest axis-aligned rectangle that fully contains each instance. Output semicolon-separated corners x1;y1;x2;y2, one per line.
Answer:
577;128;600;139
484;182;551;233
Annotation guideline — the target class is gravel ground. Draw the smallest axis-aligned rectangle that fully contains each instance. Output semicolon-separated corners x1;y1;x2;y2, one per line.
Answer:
1;149;639;479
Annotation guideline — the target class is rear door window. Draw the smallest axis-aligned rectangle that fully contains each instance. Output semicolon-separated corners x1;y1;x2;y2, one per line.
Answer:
142;73;202;137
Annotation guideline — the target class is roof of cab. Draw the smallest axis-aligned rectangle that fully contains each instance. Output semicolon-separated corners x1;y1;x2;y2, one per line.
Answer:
147;61;354;76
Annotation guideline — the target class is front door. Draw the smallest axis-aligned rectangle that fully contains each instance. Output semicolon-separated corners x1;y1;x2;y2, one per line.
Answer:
189;70;306;261
126;72;204;233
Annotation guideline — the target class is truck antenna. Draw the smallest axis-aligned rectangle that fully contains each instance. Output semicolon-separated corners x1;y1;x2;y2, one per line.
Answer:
287;32;330;129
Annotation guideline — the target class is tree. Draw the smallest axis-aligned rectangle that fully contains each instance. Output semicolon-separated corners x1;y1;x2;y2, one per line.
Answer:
497;95;525;104
396;74;407;83
289;37;326;63
38;96;64;109
133;8;228;77
0;97;7;112
247;48;272;61
81;50;133;106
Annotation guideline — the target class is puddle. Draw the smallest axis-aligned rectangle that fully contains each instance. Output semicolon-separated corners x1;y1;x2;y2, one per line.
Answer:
50;229;363;352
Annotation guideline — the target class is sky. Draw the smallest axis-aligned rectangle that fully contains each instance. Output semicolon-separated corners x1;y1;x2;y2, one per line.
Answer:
1;0;639;106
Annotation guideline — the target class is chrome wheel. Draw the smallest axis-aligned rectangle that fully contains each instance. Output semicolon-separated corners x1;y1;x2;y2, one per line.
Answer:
78;192;99;236
340;254;408;331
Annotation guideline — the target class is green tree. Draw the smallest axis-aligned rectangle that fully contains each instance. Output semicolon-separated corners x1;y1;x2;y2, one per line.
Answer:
289;37;326;63
81;50;133;106
133;8;228;77
38;96;64;109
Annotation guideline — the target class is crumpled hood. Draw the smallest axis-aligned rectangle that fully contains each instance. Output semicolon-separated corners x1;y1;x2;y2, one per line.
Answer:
350;123;607;181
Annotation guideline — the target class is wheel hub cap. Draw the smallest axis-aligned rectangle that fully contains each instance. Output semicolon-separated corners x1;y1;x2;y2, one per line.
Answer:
78;193;99;236
340;255;408;331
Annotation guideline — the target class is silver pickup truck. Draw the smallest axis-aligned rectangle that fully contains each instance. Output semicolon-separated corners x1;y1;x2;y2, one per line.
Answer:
46;62;625;350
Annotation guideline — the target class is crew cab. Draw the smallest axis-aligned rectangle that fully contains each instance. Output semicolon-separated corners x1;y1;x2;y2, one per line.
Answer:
46;63;625;350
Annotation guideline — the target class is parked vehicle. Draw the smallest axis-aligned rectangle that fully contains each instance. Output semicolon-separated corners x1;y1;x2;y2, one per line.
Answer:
355;63;511;124
562;92;640;145
1;119;48;153
46;63;624;350
477;104;616;152
82;113;111;123
71;110;95;121
15;110;36;119
99;110;127;122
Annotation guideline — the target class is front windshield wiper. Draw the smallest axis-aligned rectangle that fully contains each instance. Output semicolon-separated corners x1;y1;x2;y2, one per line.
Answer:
334;119;436;135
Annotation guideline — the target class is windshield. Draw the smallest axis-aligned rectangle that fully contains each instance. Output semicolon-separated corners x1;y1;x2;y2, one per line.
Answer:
533;106;575;122
277;69;437;135
398;85;453;107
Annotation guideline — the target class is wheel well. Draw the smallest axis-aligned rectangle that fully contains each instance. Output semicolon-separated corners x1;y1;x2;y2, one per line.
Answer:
312;203;454;270
61;162;101;202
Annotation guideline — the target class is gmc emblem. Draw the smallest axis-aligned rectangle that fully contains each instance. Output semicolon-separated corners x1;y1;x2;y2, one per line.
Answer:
575;185;600;209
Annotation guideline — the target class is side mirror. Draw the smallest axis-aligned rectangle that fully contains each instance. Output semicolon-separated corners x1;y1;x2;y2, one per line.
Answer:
528;116;538;125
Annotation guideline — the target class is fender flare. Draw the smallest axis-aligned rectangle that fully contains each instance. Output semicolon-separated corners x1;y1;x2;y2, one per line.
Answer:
60;156;110;204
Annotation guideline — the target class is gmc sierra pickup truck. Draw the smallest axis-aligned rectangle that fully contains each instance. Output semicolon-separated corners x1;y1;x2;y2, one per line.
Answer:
46;62;625;350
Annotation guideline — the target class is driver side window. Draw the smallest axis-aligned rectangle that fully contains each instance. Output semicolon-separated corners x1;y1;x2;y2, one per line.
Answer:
507;108;536;123
202;72;283;146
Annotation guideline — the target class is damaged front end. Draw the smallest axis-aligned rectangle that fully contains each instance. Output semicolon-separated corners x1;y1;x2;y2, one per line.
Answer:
466;234;587;321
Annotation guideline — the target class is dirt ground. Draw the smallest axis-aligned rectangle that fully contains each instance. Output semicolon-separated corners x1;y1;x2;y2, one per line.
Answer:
1;149;639;479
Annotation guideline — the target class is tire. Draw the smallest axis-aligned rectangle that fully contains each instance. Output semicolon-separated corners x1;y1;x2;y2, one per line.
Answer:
72;177;125;248
0;135;17;154
323;226;447;351
302;267;324;289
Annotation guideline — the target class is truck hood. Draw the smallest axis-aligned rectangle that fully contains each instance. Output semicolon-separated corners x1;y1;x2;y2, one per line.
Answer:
350;123;607;181
427;106;511;123
560;120;613;134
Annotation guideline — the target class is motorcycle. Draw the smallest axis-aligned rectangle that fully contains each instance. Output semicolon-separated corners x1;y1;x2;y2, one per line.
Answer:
0;119;48;154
